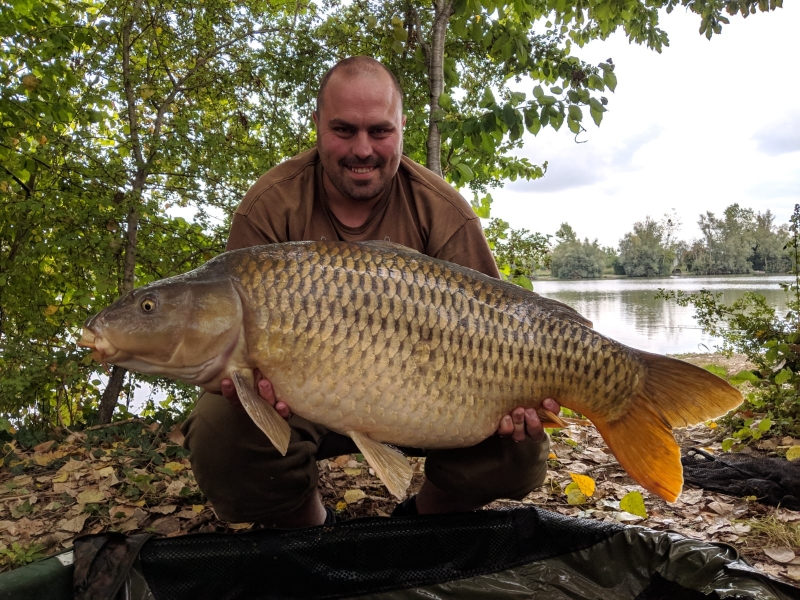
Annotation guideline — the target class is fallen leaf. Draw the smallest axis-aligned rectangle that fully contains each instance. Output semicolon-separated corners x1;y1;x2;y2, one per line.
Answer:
94;466;115;478
164;461;185;473
335;501;347;511
764;547;796;564
620;491;648;518
707;500;734;516
786;446;800;462
165;481;184;496
228;522;253;531
332;455;351;468
59;514;88;533
192;504;204;513
787;566;800;583
569;473;596;497
33;440;56;453
167;423;185;446
344;468;362;476
77;488;106;504
344;489;367;504
33;450;68;466
59;459;87;473
150;505;177;515
564;483;586;505
117;518;139;533
151;516;181;535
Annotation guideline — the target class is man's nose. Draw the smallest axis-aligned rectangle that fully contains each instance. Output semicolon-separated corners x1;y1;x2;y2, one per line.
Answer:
351;131;372;159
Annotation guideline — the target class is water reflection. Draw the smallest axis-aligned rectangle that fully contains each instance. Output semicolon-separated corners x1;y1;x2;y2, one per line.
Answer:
531;275;794;355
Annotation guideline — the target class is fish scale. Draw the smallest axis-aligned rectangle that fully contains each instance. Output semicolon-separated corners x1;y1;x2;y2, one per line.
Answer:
81;239;743;501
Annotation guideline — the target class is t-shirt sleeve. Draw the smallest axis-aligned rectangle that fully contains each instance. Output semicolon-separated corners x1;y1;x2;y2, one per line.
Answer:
226;212;281;251
436;218;501;279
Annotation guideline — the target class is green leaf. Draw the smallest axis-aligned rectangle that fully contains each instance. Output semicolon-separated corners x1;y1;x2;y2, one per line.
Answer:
757;417;772;432
704;364;728;378
721;438;736;451
564;482;586;505
454;162;474;182
774;368;793;385
438;93;453;110
619;491;648;518
729;370;761;385
568;105;583;122
603;71;618;92
567;118;580;134
590;108;603;127
532;85;543;99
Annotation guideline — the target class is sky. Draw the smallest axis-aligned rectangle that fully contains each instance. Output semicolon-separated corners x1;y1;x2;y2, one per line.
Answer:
491;3;800;248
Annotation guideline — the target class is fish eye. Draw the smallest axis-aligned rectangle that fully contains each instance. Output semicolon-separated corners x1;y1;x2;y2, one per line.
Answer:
141;298;156;312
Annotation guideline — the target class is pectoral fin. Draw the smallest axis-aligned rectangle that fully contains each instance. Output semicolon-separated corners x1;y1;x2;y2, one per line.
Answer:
348;431;412;500
232;371;291;456
537;408;568;429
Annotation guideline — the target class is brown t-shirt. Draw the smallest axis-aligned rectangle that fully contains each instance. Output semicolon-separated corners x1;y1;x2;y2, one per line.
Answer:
227;148;500;278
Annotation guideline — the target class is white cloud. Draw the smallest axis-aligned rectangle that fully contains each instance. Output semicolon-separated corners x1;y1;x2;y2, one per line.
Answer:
491;4;800;248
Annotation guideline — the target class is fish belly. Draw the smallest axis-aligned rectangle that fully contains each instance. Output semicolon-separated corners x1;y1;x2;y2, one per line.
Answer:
234;241;641;449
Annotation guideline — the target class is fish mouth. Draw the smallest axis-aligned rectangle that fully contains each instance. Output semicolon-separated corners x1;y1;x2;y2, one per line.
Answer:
78;327;117;373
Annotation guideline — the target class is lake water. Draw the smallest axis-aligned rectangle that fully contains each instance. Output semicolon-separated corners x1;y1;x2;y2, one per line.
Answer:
530;275;795;355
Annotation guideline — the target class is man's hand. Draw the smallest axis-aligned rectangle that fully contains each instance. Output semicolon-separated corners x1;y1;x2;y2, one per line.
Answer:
497;398;560;442
220;370;293;419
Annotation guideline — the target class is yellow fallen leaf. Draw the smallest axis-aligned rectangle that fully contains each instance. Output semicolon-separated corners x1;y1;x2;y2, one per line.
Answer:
620;491;648;518
569;473;596;497
344;468;362;476
706;421;718;429
343;489;367;504
228;522;253;530
94;466;114;478
44;305;58;315
52;471;69;484
335;501;347;511
33;450;68;466
164;461;185;473
77;488;106;504
132;499;146;507
192;504;204;513
786;446;800;462
547;452;557;460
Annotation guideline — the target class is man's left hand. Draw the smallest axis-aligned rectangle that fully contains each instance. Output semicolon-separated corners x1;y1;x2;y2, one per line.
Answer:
497;398;560;442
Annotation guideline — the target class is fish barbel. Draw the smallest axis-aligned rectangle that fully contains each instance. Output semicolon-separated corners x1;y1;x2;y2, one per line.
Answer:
79;240;742;501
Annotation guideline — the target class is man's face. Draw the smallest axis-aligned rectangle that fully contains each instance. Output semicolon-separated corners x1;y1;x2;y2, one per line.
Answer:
314;71;406;204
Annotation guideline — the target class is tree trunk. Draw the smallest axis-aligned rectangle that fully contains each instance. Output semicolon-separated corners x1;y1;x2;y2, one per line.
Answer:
98;365;127;423
420;1;454;177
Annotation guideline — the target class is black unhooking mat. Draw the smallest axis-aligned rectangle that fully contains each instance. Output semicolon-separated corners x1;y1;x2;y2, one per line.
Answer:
0;507;797;600
682;448;800;510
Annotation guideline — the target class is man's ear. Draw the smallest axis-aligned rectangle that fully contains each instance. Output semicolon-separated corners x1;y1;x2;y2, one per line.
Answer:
312;111;319;127
401;114;407;127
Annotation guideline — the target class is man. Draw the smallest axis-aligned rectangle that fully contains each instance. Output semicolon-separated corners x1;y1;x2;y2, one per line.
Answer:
182;56;560;528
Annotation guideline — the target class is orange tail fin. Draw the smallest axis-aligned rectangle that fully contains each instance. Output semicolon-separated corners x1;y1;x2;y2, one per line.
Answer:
585;352;742;502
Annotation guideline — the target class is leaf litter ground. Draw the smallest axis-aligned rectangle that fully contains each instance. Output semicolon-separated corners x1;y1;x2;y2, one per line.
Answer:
0;356;798;590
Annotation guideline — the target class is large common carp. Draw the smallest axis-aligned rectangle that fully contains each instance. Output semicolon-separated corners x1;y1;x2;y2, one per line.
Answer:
80;240;742;502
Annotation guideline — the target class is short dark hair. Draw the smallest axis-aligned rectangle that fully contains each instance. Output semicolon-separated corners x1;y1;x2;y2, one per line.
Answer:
316;56;403;116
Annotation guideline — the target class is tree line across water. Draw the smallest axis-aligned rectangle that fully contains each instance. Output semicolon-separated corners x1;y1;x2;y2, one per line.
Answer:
542;204;793;280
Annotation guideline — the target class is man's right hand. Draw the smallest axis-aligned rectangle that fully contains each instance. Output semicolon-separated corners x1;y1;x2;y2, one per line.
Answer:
220;370;293;419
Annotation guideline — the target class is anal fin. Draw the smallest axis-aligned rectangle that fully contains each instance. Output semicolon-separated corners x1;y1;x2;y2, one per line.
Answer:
348;431;412;500
232;371;291;456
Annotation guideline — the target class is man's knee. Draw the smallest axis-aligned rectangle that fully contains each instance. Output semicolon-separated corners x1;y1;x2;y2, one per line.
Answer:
423;434;550;505
182;392;323;522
